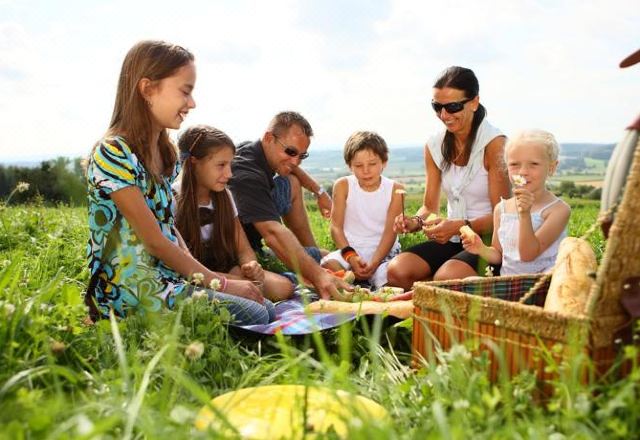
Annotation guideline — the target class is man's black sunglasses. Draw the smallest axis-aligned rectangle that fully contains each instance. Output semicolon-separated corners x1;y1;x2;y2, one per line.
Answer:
274;136;309;160
431;97;474;114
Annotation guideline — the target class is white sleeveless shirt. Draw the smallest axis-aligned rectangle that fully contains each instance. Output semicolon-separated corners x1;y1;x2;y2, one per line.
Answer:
427;118;503;242
498;198;567;275
343;174;399;250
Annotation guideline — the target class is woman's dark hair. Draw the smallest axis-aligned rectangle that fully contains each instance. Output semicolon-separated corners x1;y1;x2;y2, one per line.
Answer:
175;125;238;272
433;66;487;171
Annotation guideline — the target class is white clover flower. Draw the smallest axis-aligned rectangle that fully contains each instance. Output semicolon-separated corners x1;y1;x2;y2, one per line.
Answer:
192;289;208;301
435;364;447;376
4;303;15;316
453;399;470;410
512;174;527;187
75;414;94;436
450;344;472;361
16;181;30;193
191;272;204;285
209;278;221;291
185;341;204;361
484;266;494;277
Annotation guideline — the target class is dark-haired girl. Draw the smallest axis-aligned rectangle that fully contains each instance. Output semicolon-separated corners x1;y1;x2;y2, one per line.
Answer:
387;66;510;288
175;125;294;305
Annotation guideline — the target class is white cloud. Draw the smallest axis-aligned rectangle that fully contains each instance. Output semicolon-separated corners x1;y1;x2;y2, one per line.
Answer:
0;0;639;162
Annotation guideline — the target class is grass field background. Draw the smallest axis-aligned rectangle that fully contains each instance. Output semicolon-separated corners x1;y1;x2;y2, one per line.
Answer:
0;198;637;439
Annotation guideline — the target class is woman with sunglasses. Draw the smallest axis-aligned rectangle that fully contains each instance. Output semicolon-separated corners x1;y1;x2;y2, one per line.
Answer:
386;66;510;289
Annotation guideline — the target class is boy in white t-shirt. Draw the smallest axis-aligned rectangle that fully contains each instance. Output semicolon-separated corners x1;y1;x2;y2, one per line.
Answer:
321;131;404;289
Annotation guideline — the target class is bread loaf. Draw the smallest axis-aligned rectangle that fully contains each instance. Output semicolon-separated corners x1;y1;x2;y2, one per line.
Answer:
544;237;597;315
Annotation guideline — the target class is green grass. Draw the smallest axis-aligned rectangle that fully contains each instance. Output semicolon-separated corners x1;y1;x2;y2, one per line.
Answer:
0;199;638;439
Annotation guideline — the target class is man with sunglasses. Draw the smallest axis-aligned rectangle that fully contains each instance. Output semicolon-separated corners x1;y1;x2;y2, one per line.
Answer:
229;111;350;299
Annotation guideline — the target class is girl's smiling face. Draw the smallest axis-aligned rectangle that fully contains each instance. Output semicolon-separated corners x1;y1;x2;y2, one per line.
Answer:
506;141;557;192
192;145;234;197
146;61;197;131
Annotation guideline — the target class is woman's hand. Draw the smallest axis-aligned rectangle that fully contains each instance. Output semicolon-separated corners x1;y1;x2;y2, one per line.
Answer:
224;279;264;304
393;214;421;234
514;188;534;214
241;260;265;283
422;217;458;244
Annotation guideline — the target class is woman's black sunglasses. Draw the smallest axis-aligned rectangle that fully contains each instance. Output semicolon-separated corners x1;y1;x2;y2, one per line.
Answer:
274;136;309;160
431;97;473;114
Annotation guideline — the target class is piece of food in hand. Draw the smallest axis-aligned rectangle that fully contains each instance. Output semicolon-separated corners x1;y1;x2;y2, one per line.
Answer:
425;213;438;223
342;270;356;284
459;225;474;240
512;174;527;187
394;189;407;195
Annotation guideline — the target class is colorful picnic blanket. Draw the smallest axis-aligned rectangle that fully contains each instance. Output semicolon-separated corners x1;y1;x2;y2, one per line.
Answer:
233;292;356;335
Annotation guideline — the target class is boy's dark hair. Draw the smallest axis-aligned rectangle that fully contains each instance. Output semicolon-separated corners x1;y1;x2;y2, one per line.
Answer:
267;111;314;138
175;125;239;272
343;131;389;165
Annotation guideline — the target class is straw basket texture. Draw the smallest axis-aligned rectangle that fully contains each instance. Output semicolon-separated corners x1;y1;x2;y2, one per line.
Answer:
412;133;640;382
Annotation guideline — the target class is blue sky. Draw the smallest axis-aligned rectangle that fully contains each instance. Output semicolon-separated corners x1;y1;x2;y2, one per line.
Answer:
0;0;638;161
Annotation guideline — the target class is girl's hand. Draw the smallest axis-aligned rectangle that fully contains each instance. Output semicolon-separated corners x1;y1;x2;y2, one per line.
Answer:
224;279;264;304
514;188;534;214
393;214;420;233
241;260;264;282
422;217;457;244
461;230;483;255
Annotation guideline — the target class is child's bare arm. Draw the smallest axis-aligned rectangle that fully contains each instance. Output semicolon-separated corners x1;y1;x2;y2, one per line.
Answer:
461;203;502;265
329;178;350;249
234;217;259;265
369;182;404;269
518;200;571;262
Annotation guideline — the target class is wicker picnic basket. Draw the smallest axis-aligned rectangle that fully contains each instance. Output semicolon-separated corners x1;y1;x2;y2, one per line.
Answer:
412;132;640;382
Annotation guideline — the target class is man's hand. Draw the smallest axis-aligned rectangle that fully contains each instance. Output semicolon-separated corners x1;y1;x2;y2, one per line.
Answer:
313;271;352;300
316;191;332;219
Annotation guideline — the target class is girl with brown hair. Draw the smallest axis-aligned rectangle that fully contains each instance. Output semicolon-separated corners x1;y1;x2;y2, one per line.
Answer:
86;40;273;325
175;125;294;302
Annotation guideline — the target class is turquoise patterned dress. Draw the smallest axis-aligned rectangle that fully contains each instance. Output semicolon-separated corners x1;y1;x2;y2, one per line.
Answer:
86;136;186;318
